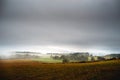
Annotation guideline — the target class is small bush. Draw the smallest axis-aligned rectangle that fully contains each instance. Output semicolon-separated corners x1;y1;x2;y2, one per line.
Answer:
62;58;69;63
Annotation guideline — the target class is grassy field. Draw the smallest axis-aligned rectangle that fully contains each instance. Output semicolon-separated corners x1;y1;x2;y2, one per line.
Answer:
32;58;62;63
0;59;120;80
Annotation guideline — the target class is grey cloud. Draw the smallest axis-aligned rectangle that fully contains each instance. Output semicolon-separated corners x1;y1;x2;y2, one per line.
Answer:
0;0;120;53
2;0;120;20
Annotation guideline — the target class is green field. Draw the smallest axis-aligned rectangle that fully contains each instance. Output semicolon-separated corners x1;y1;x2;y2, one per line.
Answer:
32;58;62;63
0;59;120;80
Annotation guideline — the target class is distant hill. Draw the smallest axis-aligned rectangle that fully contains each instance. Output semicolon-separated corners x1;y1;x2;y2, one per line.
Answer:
15;51;41;54
104;54;120;59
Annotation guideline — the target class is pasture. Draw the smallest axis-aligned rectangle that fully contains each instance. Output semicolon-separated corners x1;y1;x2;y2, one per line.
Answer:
0;59;120;80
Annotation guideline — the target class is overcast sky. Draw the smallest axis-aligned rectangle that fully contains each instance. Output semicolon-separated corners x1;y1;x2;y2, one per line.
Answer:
0;0;120;55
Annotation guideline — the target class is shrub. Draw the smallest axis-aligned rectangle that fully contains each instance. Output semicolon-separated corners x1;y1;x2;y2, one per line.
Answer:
62;58;69;63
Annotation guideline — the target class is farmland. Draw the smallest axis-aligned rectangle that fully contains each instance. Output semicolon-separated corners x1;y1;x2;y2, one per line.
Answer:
0;59;120;80
32;58;62;63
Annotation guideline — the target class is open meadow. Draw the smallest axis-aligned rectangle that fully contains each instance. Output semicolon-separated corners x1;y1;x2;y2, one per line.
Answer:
0;59;120;80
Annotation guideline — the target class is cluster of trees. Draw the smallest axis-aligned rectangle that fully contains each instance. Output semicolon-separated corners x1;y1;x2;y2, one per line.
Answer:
52;55;70;63
104;54;120;60
12;53;40;59
52;53;90;63
52;53;120;63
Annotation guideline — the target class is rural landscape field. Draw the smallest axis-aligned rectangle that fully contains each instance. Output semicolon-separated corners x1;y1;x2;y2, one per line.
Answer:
1;0;120;80
0;59;120;80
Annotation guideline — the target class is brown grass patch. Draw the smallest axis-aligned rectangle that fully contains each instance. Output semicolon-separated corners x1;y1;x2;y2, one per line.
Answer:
0;59;120;80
